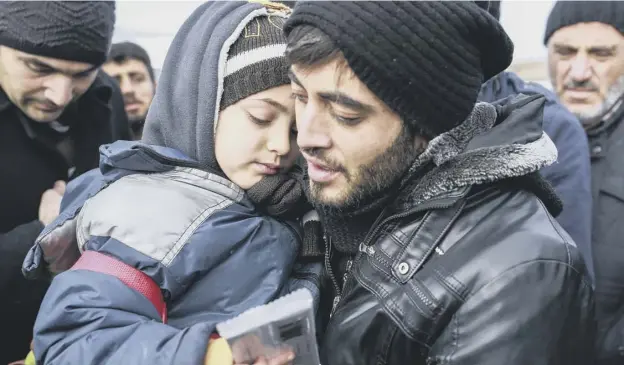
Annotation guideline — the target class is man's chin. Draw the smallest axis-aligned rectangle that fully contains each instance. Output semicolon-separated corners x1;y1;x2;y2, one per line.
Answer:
26;109;63;123
570;104;605;126
308;180;353;208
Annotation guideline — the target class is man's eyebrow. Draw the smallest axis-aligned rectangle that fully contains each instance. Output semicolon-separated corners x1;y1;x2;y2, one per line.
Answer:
553;43;577;51
588;45;617;53
288;69;304;87
318;91;374;113
289;68;374;113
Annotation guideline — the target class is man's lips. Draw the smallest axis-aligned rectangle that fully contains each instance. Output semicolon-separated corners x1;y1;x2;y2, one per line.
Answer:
125;102;141;111
35;102;61;112
564;89;598;103
305;157;340;183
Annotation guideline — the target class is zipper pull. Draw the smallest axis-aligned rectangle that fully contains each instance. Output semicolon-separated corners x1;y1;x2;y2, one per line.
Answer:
330;294;341;317
343;259;353;284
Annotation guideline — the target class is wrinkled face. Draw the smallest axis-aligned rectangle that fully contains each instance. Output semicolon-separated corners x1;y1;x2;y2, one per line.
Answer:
102;58;155;123
290;59;424;208
548;22;624;126
215;85;299;189
0;46;98;123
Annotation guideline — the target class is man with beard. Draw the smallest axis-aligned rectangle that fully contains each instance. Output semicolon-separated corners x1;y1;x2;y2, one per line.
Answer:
0;2;128;363
284;2;594;364
545;2;624;364
103;42;156;140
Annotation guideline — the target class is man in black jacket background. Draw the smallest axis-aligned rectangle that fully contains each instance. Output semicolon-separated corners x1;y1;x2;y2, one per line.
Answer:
0;2;130;363
545;2;624;364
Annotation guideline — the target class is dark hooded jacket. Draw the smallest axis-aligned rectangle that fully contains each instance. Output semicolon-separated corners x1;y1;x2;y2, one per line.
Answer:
0;70;129;364
479;71;593;281
22;3;321;364
320;95;594;365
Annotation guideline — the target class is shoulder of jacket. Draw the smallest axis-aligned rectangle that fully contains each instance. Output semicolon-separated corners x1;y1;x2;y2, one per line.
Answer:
453;188;589;286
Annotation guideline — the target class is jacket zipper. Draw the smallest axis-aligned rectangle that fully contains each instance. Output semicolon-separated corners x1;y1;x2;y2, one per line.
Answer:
410;281;435;311
324;236;343;316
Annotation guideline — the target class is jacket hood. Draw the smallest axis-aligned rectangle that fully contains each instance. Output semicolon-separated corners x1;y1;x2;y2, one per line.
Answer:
141;1;287;172
398;94;559;212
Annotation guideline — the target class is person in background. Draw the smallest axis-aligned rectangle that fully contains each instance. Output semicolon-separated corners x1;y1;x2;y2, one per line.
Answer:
478;0;594;281
0;1;129;363
102;42;156;140
545;2;624;364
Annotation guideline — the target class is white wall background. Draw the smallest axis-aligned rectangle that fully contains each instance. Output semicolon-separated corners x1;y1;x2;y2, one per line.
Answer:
113;1;558;74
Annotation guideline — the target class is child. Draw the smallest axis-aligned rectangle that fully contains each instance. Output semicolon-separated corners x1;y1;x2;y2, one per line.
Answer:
22;2;322;364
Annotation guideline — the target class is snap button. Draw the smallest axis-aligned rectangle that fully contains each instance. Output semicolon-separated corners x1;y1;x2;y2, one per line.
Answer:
592;145;603;154
398;262;410;275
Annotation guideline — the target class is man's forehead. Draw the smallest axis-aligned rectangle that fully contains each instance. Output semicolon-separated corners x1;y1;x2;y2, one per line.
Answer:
103;58;150;75
550;22;624;48
14;48;95;73
291;61;365;92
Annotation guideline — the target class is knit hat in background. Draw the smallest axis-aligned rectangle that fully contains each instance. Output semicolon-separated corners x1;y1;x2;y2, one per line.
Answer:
544;1;624;45
108;42;155;82
221;14;291;110
284;1;513;139
0;1;116;66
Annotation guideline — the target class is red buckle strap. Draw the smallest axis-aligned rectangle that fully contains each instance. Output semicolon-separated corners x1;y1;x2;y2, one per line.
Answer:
70;251;167;323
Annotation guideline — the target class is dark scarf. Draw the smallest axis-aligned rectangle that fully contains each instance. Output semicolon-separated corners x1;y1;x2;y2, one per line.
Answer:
246;165;324;260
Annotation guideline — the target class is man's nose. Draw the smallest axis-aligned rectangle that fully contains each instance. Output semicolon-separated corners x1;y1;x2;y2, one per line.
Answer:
44;76;73;106
296;103;331;151
119;77;133;95
569;55;592;82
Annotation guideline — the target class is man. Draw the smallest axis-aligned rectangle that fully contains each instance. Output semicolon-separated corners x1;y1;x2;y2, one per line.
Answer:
102;42;156;140
479;1;594;281
545;2;624;364
0;2;128;363
285;2;594;364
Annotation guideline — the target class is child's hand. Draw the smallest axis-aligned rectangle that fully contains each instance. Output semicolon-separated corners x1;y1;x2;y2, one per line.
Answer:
205;337;233;365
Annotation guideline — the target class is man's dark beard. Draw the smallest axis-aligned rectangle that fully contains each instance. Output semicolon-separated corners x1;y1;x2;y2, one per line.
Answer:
306;125;422;214
303;125;424;254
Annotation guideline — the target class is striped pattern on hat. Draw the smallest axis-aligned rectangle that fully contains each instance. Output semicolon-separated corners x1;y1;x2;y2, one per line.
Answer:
221;14;291;110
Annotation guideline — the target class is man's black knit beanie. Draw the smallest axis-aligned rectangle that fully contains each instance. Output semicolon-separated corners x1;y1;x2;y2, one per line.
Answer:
544;1;624;45
284;1;513;138
0;1;115;66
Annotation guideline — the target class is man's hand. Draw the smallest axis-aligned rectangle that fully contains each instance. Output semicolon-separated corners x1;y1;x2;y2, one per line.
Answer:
39;180;66;226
